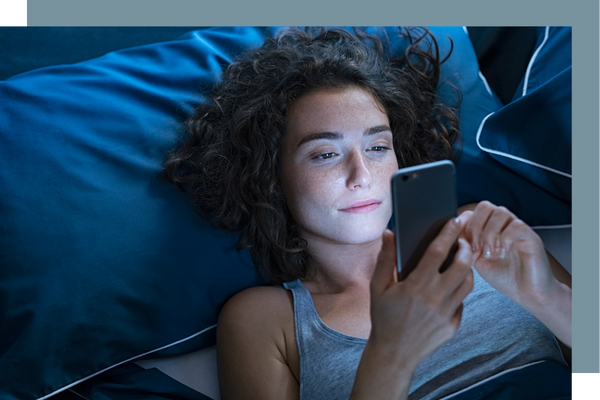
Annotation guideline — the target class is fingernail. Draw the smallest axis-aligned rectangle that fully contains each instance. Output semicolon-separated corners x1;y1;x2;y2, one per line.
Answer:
499;248;506;259
483;245;491;259
454;217;461;225
471;242;477;252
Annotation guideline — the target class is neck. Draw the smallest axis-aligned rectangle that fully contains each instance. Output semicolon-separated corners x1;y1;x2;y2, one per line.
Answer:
301;232;384;294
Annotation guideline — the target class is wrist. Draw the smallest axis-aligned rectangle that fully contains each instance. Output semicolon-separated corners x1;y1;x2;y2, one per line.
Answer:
522;278;570;312
350;340;415;400
520;280;572;347
364;338;420;373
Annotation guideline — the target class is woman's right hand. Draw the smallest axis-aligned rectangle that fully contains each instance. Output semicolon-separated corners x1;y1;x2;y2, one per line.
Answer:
351;217;473;399
369;217;474;370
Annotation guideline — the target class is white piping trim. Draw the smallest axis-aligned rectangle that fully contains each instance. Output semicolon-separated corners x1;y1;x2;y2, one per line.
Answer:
438;360;546;400
37;324;218;400
475;111;572;179
462;26;469;36
522;27;550;97
478;71;494;97
66;389;89;399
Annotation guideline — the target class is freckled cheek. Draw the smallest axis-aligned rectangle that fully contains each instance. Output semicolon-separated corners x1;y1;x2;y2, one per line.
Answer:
373;161;397;185
373;159;398;215
290;168;345;216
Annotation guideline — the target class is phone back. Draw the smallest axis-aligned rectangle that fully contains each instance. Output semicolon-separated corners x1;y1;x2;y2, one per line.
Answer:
392;160;457;280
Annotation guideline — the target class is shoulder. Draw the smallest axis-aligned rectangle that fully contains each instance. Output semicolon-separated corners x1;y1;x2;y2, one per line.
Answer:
217;284;295;358
217;285;300;399
219;285;294;330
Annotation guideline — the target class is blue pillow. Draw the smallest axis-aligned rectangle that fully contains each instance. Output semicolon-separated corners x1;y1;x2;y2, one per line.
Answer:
0;27;271;400
477;27;571;205
0;26;569;399
456;26;571;227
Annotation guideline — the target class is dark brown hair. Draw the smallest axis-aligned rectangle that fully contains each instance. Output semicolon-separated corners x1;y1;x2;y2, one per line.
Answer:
164;27;461;284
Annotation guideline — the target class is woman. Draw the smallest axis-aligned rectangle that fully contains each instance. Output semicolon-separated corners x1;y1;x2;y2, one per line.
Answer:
164;27;571;399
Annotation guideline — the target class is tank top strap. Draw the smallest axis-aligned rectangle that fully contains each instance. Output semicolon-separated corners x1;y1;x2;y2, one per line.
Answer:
283;279;321;327
282;279;368;400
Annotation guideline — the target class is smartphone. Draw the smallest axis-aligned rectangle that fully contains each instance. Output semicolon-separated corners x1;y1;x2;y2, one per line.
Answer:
391;160;458;281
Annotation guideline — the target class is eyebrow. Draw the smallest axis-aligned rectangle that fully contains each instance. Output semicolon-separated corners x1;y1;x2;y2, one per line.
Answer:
296;124;392;148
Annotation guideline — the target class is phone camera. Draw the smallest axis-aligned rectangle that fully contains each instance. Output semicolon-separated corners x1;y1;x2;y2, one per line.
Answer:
402;175;409;181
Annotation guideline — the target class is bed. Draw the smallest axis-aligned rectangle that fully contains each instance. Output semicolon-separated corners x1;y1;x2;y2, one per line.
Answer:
0;26;571;400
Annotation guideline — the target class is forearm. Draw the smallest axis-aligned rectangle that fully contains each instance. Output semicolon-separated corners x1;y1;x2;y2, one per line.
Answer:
354;225;472;399
520;280;572;347
349;340;416;400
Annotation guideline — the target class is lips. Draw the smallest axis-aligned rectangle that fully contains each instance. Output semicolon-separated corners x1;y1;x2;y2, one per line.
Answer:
339;199;382;213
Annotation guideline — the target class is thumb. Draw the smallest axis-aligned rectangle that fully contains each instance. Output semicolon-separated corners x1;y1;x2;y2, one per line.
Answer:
371;229;398;296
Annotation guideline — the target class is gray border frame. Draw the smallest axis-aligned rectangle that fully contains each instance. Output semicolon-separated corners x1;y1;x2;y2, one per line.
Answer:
25;0;600;374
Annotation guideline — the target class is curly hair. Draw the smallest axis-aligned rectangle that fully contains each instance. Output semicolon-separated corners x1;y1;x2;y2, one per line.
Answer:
163;27;461;285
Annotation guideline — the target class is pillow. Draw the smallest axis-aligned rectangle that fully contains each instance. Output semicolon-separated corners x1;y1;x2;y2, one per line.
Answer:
457;26;571;227
477;67;571;202
0;26;569;399
0;27;271;400
478;27;571;205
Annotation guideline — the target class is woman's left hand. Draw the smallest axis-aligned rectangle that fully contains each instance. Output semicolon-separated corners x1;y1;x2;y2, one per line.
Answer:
459;201;556;307
458;201;572;347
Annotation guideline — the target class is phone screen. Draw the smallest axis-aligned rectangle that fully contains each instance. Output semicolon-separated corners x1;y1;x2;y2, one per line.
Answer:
391;160;457;281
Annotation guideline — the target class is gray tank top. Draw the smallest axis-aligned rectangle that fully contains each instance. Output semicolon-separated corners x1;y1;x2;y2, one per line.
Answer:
283;269;566;400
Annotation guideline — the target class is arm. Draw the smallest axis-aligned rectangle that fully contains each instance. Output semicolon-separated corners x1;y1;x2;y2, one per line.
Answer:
350;218;474;399
459;201;572;347
217;286;299;400
546;251;571;364
521;251;572;357
218;218;473;400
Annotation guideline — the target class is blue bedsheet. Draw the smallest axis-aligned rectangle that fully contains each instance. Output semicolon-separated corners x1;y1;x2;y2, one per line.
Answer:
448;361;571;400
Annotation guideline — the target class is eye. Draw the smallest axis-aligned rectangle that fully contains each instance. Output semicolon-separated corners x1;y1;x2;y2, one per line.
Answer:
314;152;337;160
367;146;392;152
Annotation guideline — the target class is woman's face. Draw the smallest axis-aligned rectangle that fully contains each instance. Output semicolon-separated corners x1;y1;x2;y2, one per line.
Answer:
281;86;398;246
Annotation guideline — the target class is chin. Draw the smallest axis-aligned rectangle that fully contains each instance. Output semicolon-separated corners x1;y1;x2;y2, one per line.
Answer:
298;210;391;246
332;223;388;245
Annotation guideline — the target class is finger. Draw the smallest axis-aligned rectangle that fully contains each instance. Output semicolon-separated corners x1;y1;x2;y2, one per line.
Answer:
370;229;398;295
458;210;473;228
457;210;473;241
499;218;544;256
449;265;474;307
440;238;473;293
454;212;479;266
464;201;495;253
412;216;463;278
480;206;516;259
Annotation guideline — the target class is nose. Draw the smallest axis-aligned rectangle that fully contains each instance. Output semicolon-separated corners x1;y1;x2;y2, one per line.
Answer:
346;150;372;189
